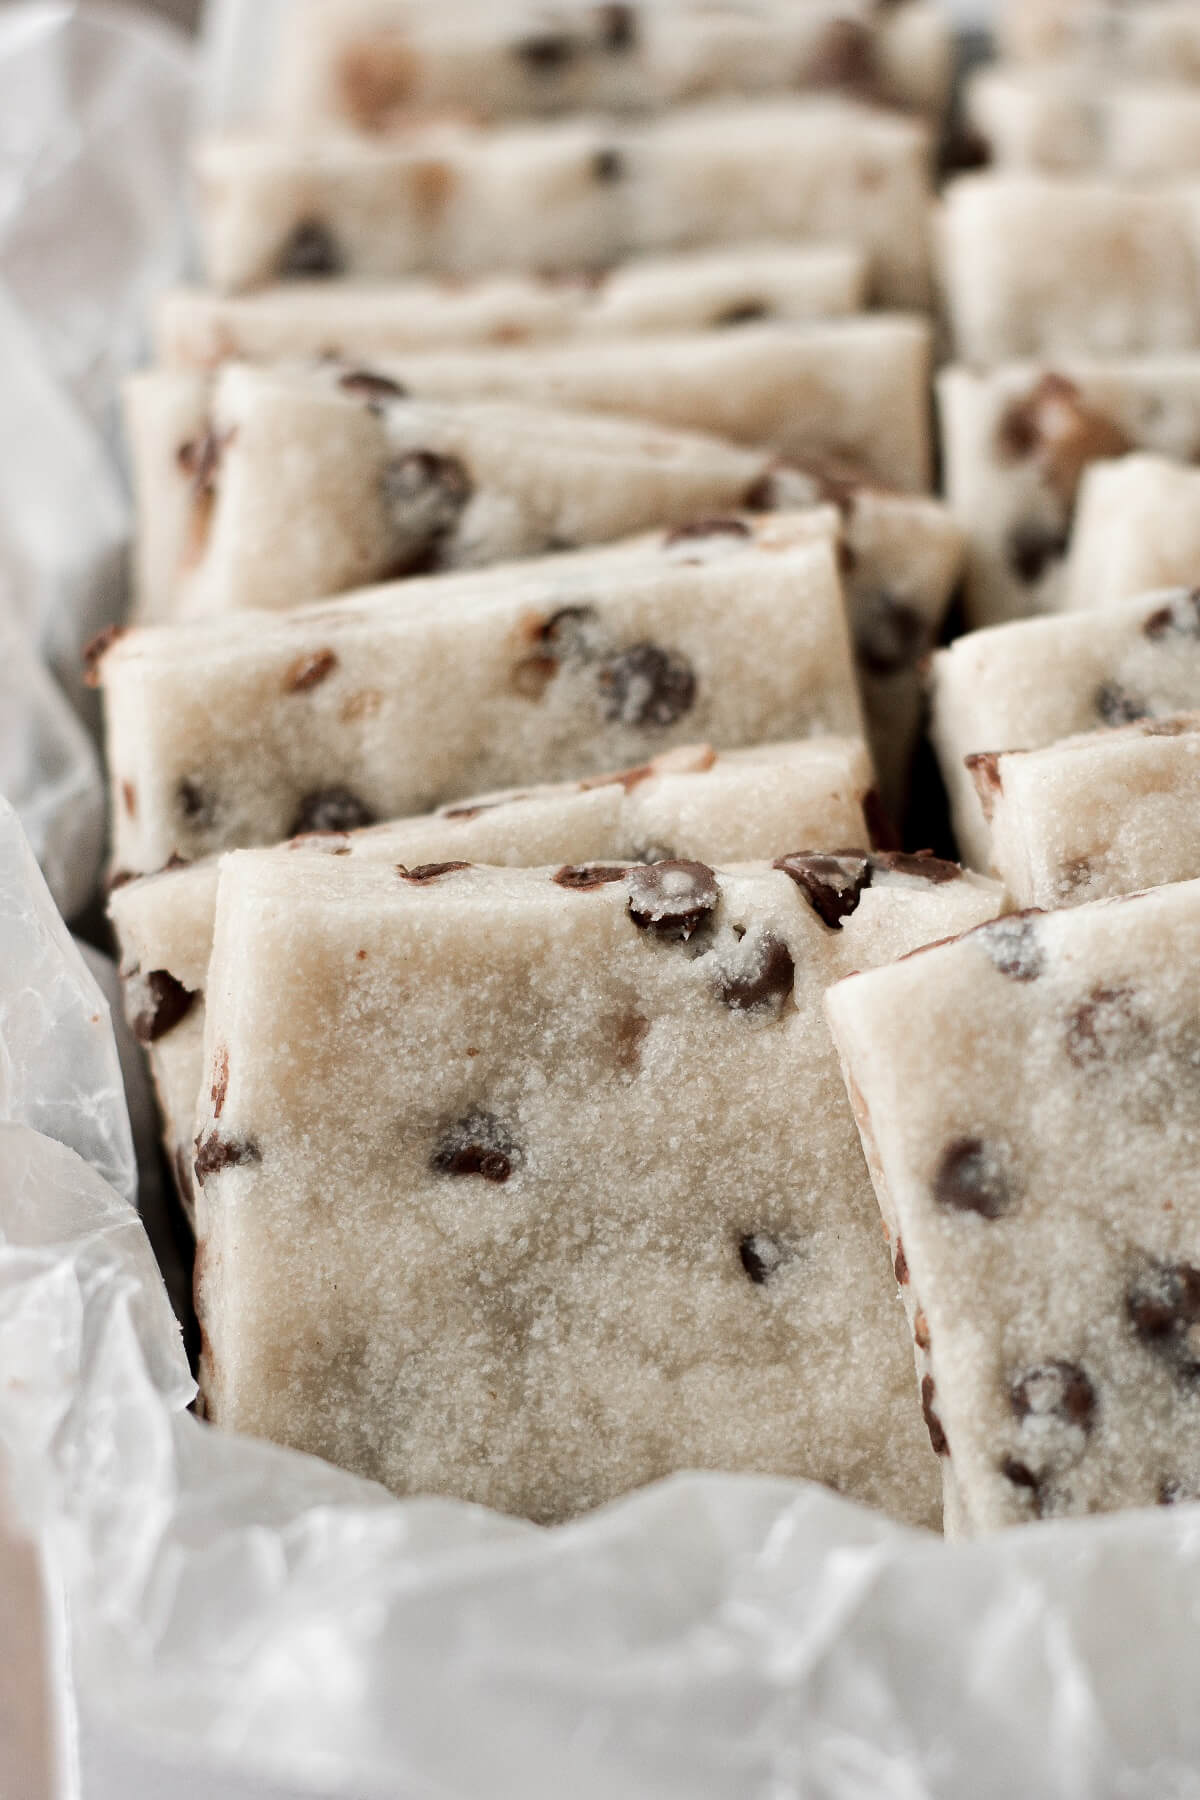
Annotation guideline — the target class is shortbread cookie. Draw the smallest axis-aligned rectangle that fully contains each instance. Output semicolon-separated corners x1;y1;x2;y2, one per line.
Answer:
270;0;952;132
1064;455;1200;614
929;587;1200;869
827;883;1200;1534
1000;0;1200;77
972;714;1200;908
939;176;1200;366
195;849;1003;1524
96;527;865;878
153;243;869;370
194;101;934;305
110;736;874;1221
966;69;1200;178
938;358;1200;628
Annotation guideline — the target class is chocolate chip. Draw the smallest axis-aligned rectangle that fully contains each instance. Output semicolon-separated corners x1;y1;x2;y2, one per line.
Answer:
712;301;769;328
716;932;795;1014
966;751;1004;821
130;970;197;1044
381;449;473;575
663;517;751;548
854;594;928;677
338;369;408;413
1065;985;1148;1068
1128;1261;1200;1380
921;1374;949;1456
211;1046;229;1119
284;648;339;694
513;31;577;73
277;218;343;279
975;914;1044;982
1006;520;1070;585
596;642;696;729
995;374;1131;504
194;1132;261;1186
1142;589;1200;640
773;852;872;928
1096;680;1150;727
872;851;963;885
595;3;636;50
82;623;127;687
511;603;605;698
397;862;472;883
554;863;630;890
592;147;624;183
121;781;137;820
934;1138;1013;1219
739;1233;787;1285
177;426;230;496
1010;1362;1096;1432
1000;1456;1042;1496
177;778;214;828
290;787;376;835
627;860;719;942
432;1112;518;1183
893;1239;910;1286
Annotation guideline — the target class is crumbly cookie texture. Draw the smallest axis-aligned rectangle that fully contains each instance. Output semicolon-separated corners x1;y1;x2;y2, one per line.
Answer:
938;176;1200;367
1064;455;1200;614
153;243;869;370
938;357;1200;629
195;852;1003;1526
966;68;1200;180
194;101;934;305
972;715;1200;909
96;526;865;879
269;0;952;133
929;588;1200;871
827;884;1200;1535
999;0;1200;77
110;736;875;1224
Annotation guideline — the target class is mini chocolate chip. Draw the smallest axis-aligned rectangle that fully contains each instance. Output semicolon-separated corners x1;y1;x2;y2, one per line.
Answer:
1096;680;1150;727
284;648;339;693
432;1112;518;1183
1010;1362;1096;1431
513;31;577;73
278;218;343;279
1065;985;1148;1068
663;517;751;548
121;781;137;819
131;970;197;1044
596;642;696;728
398;861;472;883
536;604;604;658
554;863;630;889
194;1132;261;1186
922;1374;949;1456
596;2;636;50
1006;520;1070;585
713;301;769;328
995;374;1131;504
291;787;376;835
592;147;624;183
872;850;963;885
211;1046;229;1118
627;860;719;942
82;623;127;687
1128;1261;1200;1380
338;369;409;413
893;1239;910;1286
1000;1456;1042;1495
1143;589;1200;640
177;426;230;497
966;751;1004;821
381;449;473;575
854;594;928;677
914;1311;931;1352
934;1138;1013;1219
177;778;213;827
975;914;1044;982
717;932;795;1013
773;852;872;928
739;1233;786;1285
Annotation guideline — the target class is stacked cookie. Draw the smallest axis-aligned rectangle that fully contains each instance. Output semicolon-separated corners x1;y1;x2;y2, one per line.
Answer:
94;1;1200;1538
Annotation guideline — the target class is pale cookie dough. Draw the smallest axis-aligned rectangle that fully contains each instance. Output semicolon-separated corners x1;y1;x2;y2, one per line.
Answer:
127;317;933;618
966;69;1200;179
1064;455;1200;614
195;849;1003;1524
194;101;934;305
929;587;1200;870
999;0;1200;77
109;736;875;1222
938;175;1200;366
971;714;1200;909
153;243;870;370
270;0;952;132
827;883;1200;1534
95;526;866;878
938;357;1200;628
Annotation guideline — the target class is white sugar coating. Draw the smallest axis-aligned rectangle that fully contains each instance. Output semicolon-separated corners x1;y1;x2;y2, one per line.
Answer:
98;527;865;878
269;0;951;132
194;101;934;305
930;588;1200;870
826;883;1200;1534
999;0;1200;74
109;736;874;1222
195;853;1004;1525
938;358;1200;629
1064;455;1200;614
153;243;870;370
966;69;1200;179
974;716;1200;909
938;176;1200;367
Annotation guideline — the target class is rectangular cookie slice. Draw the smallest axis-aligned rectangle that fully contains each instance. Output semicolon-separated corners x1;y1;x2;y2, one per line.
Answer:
966;68;1200;179
194;101;934;305
929;586;1200;870
938;357;1200;628
153;243;870;371
109;735;875;1223
195;849;1003;1525
269;0;952;133
96;526;865;878
938;176;1200;367
999;0;1200;76
827;884;1200;1534
1064;454;1200;614
972;715;1200;909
